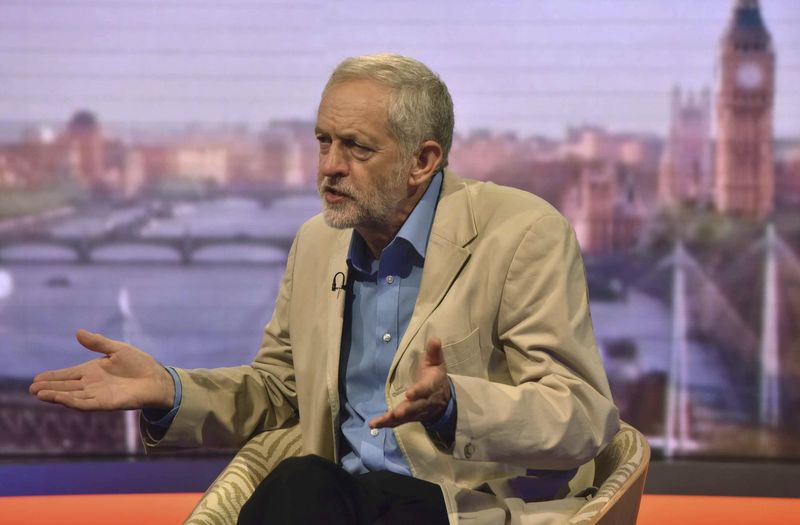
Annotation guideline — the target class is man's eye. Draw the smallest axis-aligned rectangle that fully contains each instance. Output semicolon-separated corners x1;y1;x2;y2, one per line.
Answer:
351;143;373;159
316;136;331;152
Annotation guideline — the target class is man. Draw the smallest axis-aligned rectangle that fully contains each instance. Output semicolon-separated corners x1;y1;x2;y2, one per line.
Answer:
30;54;619;524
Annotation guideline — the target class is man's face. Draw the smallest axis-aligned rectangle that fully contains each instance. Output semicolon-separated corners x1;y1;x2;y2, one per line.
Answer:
315;79;410;230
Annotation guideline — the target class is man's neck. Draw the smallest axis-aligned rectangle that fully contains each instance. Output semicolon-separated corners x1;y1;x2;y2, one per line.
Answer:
356;182;430;258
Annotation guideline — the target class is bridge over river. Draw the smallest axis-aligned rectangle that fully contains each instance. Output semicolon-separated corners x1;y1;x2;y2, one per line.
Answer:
0;189;317;264
0;230;296;264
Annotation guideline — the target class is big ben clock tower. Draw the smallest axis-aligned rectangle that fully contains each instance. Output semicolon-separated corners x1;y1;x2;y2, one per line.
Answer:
714;0;775;219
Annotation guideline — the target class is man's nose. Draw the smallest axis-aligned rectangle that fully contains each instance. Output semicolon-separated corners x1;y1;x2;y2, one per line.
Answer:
319;143;348;178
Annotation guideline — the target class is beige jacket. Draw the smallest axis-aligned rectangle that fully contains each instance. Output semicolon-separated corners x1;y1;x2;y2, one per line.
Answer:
143;172;620;524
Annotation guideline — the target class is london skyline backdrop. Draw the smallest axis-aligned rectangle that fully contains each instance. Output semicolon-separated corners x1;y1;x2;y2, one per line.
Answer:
0;0;798;138
2;0;800;460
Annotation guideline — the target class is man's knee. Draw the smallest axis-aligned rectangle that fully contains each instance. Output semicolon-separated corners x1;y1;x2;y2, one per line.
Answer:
241;454;360;525
263;454;348;492
270;454;337;479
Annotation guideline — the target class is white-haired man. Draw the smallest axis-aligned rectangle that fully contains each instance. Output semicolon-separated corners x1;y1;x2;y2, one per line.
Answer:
31;54;619;524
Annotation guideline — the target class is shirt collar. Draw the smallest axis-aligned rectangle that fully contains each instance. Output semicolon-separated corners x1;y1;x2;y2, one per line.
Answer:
348;170;443;272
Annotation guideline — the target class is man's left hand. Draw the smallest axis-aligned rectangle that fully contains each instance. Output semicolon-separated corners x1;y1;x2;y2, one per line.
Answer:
369;337;450;429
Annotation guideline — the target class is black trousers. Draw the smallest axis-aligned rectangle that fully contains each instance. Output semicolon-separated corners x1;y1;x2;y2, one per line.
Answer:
237;455;449;525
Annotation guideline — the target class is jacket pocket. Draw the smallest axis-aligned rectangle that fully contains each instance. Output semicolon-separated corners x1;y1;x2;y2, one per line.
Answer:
442;327;483;376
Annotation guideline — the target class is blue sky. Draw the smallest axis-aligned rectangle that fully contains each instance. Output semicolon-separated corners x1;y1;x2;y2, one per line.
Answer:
0;0;798;137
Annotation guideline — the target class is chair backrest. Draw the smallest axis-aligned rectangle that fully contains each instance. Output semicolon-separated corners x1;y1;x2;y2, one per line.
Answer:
568;422;650;525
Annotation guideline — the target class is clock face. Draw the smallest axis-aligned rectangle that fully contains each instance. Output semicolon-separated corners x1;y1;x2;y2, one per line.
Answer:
736;62;764;90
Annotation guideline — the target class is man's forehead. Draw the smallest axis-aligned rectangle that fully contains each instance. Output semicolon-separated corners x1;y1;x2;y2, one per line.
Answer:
320;79;392;112
316;79;391;135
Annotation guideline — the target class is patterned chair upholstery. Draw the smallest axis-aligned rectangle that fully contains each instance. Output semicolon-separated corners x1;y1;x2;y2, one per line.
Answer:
184;425;303;525
184;422;649;525
568;422;650;525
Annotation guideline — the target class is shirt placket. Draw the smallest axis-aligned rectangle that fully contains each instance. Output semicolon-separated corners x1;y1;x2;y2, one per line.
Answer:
364;254;398;471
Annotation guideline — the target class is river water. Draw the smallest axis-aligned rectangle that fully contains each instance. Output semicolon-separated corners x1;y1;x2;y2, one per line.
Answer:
0;195;321;378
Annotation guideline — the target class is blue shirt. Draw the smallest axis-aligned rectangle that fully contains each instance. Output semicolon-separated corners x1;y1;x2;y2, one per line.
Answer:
338;171;453;475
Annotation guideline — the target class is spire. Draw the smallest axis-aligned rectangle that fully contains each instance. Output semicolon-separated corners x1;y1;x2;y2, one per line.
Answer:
723;0;771;49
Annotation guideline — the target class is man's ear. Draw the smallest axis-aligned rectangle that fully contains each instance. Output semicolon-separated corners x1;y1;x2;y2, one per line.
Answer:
408;140;444;188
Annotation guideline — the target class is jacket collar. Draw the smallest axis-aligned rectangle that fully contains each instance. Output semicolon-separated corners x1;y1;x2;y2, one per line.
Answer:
430;170;478;249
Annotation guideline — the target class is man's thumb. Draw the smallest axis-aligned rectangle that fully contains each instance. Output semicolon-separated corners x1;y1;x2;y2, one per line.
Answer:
423;337;444;367
76;329;117;356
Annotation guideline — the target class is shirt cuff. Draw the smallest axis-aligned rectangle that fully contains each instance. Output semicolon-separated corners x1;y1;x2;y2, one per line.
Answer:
140;366;182;428
423;378;456;433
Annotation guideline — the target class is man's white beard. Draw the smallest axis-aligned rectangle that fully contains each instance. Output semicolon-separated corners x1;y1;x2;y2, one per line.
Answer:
319;168;408;230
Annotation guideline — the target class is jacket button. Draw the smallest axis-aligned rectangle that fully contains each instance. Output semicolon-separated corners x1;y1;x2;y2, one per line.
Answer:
464;442;475;459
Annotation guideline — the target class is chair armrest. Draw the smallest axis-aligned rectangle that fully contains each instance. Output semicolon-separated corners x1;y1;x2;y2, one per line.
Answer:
568;422;651;525
185;425;303;525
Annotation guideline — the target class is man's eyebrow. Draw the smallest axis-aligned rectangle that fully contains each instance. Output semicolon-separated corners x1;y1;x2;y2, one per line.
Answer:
315;127;375;144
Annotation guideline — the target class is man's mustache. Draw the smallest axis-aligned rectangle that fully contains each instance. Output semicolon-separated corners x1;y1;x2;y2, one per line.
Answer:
319;181;355;199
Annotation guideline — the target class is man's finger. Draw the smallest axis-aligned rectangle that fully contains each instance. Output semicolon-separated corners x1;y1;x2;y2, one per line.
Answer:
76;329;119;356
29;379;84;395
423;337;444;367
369;412;394;428
35;390;98;411
370;403;412;428
53;393;99;411
371;410;409;429
370;398;433;428
32;366;83;385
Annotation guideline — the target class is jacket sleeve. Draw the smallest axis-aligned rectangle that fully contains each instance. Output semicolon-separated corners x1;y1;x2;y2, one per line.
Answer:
141;233;300;451
449;214;620;470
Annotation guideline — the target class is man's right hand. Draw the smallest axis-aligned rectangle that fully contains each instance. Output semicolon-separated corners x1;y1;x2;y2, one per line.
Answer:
29;329;175;412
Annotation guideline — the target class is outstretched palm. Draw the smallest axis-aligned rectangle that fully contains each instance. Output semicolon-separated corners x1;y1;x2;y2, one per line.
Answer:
29;330;174;411
369;337;450;428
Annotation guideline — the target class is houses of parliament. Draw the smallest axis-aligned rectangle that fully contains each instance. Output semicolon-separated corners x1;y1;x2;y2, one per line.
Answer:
660;0;776;219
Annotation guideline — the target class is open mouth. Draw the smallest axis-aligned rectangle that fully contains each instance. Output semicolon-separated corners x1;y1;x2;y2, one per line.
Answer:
322;186;352;201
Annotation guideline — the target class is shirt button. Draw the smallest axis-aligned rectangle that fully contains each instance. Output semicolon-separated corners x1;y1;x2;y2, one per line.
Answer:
386;275;395;284
382;333;392;343
464;442;475;459
370;428;380;437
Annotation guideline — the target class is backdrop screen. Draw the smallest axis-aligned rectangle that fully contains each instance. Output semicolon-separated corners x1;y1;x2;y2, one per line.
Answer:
1;0;798;460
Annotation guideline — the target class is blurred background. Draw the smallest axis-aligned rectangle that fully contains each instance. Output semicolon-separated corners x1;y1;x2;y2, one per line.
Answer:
0;0;798;478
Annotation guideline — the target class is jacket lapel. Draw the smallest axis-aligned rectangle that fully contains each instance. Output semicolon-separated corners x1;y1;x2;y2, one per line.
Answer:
391;172;478;374
325;228;352;437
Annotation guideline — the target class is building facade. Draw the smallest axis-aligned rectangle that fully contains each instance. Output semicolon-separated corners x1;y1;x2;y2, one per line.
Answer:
659;87;712;208
713;0;776;219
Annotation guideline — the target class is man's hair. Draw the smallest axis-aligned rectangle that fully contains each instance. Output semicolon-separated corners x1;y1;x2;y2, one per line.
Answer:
325;53;454;169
